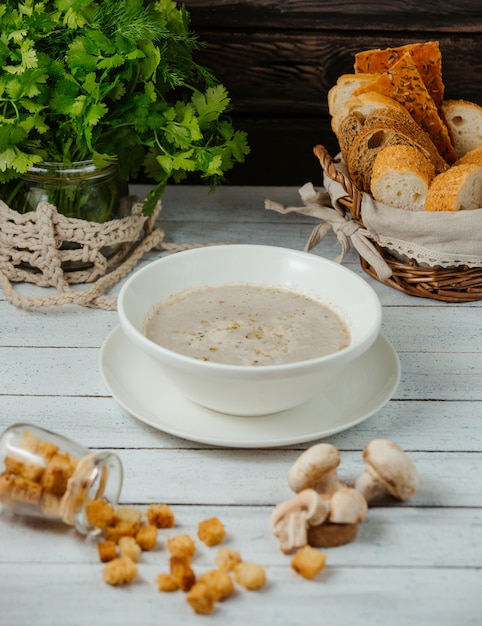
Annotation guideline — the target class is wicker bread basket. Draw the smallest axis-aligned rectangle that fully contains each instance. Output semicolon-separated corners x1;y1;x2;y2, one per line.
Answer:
313;144;482;303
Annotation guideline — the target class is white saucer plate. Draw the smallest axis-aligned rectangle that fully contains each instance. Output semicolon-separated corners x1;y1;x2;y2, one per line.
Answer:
99;327;400;448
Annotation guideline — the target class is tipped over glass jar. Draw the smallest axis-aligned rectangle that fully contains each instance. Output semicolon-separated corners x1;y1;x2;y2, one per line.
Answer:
0;423;123;535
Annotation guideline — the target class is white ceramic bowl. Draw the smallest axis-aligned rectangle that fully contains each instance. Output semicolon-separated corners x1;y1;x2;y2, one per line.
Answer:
117;245;382;416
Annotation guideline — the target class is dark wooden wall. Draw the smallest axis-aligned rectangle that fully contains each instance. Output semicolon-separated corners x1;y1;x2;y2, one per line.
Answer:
183;0;482;185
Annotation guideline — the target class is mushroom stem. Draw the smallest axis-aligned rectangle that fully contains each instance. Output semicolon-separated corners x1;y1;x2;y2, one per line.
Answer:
353;467;387;503
328;487;368;524
270;489;330;554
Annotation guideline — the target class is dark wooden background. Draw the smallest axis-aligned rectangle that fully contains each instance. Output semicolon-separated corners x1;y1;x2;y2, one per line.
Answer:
181;0;482;186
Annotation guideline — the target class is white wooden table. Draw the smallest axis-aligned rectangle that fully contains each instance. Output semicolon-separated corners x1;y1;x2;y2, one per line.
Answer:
1;185;481;625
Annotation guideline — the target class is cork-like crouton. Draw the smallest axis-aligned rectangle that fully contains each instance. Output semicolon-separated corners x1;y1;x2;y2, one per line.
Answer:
167;534;196;558
35;438;59;463
5;430;43;481
233;562;266;590
10;475;42;505
186;582;216;615
102;556;138;586
116;506;142;528
170;555;196;591
119;536;142;562
4;454;44;482
104;507;142;542
135;524;158;551
147;503;175;528
198;569;235;601
291;545;327;579
86;500;116;530
215;547;242;572
40;491;62;517
41;452;75;495
197;517;226;547
156;573;179;592
0;472;15;503
97;540;118;563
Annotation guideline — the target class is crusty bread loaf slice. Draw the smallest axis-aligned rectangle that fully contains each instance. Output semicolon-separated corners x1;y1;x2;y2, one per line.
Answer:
362;106;448;174
454;143;482;166
425;164;482;211
331;90;407;139
354;41;444;107
346;124;427;192
353;52;457;164
346;104;450;193
441;99;482;158
371;145;435;211
337;111;366;163
328;74;378;132
336;100;448;178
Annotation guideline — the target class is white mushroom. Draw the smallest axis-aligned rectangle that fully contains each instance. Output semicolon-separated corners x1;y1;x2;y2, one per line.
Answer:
287;443;346;495
269;489;330;554
355;438;419;503
328;487;368;524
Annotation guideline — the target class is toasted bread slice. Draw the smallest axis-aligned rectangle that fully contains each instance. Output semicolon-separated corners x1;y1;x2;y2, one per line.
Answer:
353;41;444;107
353;52;457;164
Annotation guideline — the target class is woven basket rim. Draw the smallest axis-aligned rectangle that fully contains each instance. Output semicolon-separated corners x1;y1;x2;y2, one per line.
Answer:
313;144;482;302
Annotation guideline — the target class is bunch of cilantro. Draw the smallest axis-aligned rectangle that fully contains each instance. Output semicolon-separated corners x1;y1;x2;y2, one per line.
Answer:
0;0;249;215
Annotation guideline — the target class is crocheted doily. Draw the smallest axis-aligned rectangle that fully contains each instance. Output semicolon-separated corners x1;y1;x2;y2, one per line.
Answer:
0;199;193;310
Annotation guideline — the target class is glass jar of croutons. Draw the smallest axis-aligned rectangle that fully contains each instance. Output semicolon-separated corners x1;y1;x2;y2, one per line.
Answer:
0;423;123;535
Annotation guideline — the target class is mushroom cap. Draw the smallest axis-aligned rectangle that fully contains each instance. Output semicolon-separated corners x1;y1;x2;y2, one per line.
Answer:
287;443;341;493
328;488;368;524
361;438;419;500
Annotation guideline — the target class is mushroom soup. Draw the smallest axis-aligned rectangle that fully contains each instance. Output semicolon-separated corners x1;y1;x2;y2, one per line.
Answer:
144;284;350;366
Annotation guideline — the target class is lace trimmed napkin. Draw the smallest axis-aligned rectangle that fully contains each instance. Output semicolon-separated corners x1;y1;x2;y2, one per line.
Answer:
266;156;482;280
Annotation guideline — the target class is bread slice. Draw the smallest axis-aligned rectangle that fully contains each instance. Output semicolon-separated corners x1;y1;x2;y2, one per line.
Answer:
425;164;482;211
353;52;457;164
345;104;449;191
328;74;379;133
337;102;448;177
333;92;406;160
454;143;482;166
441;99;482;158
362;106;448;174
336;111;366;163
354;41;444;107
331;90;407;138
371;145;435;211
346;124;425;192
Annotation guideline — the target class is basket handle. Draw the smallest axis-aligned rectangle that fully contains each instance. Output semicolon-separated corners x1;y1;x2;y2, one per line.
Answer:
313;145;363;221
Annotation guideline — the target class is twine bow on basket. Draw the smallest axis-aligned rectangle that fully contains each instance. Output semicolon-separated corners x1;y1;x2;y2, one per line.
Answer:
265;182;392;281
